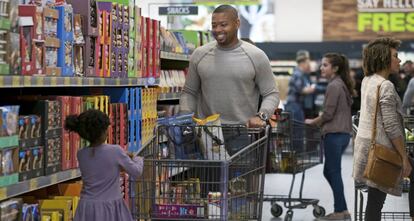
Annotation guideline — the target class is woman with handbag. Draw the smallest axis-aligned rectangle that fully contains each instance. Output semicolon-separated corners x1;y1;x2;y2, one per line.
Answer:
353;37;412;221
305;53;354;220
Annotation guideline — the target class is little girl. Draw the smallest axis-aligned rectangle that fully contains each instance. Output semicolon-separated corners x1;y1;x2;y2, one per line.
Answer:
65;109;143;221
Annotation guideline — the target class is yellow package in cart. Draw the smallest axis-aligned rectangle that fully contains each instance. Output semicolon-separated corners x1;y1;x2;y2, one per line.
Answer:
193;114;229;160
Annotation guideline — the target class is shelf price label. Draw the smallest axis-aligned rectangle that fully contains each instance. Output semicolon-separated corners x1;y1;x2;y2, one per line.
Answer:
71;169;78;177
50;77;57;86
0;188;6;200
36;77;44;86
29;179;38;191
23;76;31;86
12;76;20;87
64;77;70;86
50;174;58;184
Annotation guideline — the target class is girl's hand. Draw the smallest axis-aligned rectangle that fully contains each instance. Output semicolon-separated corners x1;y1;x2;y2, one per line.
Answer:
305;119;314;125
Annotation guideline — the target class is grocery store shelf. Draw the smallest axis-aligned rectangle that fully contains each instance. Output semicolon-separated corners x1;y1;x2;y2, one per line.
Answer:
0;169;81;201
160;51;190;62
158;92;180;101
0;76;160;88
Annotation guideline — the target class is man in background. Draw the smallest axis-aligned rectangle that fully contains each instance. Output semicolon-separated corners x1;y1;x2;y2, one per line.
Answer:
285;50;315;122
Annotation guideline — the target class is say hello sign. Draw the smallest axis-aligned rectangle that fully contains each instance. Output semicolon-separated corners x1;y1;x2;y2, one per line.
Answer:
324;0;414;41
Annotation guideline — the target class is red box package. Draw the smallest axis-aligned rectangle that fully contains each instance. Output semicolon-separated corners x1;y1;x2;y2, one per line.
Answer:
107;103;114;144
70;132;80;168
152;20;160;79
61;131;71;170
70;97;82;168
19;5;44;41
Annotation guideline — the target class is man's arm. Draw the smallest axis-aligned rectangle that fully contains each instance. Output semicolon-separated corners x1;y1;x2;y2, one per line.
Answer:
179;55;201;114
254;51;280;117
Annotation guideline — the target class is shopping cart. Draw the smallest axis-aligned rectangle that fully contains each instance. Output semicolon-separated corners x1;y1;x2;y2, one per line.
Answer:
353;113;412;221
263;112;325;221
130;124;269;221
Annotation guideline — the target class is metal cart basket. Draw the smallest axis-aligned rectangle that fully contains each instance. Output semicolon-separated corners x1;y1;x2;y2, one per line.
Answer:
130;124;269;221
263;112;325;221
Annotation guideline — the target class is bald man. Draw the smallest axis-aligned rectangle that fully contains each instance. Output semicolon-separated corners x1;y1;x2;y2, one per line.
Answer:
180;4;279;127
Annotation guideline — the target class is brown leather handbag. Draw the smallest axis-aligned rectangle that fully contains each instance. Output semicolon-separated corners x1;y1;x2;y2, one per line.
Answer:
363;81;403;188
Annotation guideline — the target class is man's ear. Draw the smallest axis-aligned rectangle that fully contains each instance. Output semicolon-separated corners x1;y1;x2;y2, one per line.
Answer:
236;18;240;28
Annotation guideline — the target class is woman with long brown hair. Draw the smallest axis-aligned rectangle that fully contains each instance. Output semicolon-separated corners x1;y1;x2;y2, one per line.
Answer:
306;53;355;220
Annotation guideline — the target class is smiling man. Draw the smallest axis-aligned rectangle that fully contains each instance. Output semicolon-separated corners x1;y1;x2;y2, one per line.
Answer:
179;4;279;127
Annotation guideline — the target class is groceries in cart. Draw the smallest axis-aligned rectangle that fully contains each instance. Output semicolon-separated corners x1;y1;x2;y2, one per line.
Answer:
268;112;322;174
156;113;252;160
193;114;229;160
130;114;269;221
264;111;326;220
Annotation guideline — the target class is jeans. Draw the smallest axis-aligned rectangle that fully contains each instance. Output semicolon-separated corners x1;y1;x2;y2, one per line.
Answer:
365;187;386;221
323;133;350;212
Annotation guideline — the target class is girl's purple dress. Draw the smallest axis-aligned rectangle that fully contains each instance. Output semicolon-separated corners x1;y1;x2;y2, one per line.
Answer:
73;144;143;221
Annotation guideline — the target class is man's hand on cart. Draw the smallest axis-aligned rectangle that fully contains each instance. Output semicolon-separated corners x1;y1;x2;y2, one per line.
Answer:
247;116;267;128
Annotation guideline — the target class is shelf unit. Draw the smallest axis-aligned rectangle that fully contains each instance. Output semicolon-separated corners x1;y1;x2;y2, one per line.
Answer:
160;51;189;62
158;51;189;102
157;92;180;101
0;169;80;201
0;76;159;88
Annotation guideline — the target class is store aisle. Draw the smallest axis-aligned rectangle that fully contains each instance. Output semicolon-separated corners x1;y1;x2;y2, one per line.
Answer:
262;145;411;221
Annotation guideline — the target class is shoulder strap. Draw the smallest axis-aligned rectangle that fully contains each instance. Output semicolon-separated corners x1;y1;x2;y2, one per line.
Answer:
371;80;386;145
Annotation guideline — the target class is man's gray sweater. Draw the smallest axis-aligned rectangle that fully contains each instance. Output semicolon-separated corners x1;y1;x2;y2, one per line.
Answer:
179;40;279;124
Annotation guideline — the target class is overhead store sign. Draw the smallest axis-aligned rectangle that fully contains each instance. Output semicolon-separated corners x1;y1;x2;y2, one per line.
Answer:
159;6;198;15
193;0;260;5
323;0;414;41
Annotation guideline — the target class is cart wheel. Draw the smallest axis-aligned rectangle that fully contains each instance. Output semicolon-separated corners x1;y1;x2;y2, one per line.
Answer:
284;210;293;221
312;206;326;218
270;203;283;217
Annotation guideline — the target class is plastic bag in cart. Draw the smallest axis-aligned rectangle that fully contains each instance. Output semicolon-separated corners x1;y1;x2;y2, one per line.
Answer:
159;113;204;160
165;125;204;160
193;114;230;160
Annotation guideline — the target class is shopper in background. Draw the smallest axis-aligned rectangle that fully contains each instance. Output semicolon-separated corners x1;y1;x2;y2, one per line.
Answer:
65;109;143;221
305;53;354;220
389;71;407;100
403;60;414;87
179;4;279;127
353;37;412;221
403;76;414;114
403;61;414;114
285;50;315;122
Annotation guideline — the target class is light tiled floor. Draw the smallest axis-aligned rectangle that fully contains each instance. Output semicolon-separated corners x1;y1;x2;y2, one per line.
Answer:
261;145;411;221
